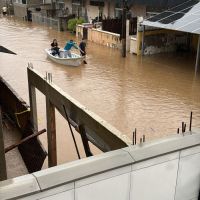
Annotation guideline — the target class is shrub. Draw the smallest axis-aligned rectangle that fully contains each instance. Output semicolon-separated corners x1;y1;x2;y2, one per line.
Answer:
67;18;85;33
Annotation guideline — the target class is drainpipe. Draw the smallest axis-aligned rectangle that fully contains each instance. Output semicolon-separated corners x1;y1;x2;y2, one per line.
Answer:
195;34;200;73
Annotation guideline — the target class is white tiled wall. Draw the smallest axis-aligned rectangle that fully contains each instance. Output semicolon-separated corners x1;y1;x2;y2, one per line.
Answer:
175;152;200;200
130;159;179;200
18;184;74;200
75;173;131;200
40;190;74;200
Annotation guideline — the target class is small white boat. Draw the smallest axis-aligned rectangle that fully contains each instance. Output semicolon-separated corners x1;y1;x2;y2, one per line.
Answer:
45;49;85;67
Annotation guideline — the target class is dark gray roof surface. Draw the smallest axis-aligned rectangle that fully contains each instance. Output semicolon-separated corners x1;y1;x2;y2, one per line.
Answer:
142;0;200;34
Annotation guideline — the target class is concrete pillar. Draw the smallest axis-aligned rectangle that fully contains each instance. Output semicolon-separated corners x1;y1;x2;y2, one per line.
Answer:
0;107;7;181
126;19;130;52
46;98;57;167
195;34;200;73
141;25;145;55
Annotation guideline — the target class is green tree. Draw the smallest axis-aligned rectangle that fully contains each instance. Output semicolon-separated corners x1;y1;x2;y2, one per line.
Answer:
67;18;85;33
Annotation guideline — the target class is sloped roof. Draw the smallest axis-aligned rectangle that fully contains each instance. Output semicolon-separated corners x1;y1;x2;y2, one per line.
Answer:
132;0;187;7
142;0;200;34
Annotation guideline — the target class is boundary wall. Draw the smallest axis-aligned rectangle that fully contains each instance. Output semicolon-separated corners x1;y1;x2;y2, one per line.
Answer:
1;130;200;200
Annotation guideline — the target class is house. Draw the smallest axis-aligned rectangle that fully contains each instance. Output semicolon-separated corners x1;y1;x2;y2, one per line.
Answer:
67;0;187;22
13;0;44;20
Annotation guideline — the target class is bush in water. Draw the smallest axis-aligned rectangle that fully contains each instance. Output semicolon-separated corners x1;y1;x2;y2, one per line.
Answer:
67;18;85;33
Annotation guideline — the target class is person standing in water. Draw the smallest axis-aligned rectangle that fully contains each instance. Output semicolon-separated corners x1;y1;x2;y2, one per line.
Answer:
79;38;87;64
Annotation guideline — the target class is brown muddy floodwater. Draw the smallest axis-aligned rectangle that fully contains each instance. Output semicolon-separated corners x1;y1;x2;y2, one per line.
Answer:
0;16;200;166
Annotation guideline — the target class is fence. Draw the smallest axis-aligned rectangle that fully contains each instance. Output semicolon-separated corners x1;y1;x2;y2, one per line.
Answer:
102;18;122;35
32;13;59;30
102;17;137;36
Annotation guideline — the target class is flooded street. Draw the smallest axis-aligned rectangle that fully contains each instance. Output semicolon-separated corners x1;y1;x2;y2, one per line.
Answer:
1;16;200;165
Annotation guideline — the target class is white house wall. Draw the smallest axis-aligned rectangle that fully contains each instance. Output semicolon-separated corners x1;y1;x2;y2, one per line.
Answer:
87;5;98;22
85;0;115;22
62;1;147;21
131;5;146;17
13;3;27;19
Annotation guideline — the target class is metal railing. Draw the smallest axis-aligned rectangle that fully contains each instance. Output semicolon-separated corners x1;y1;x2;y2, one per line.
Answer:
32;13;59;30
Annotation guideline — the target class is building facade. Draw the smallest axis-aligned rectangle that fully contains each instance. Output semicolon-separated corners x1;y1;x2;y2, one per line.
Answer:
66;0;189;22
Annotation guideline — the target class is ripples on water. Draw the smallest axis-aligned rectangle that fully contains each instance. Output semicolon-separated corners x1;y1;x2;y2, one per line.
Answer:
0;16;200;164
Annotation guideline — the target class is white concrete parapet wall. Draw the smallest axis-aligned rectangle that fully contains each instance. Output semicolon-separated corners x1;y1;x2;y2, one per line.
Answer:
1;130;200;200
88;28;121;49
76;25;122;49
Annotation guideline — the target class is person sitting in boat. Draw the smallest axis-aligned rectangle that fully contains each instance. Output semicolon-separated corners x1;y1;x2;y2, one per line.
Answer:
51;39;60;56
64;39;78;57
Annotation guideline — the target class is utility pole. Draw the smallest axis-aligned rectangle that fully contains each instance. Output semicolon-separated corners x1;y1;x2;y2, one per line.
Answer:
121;0;127;57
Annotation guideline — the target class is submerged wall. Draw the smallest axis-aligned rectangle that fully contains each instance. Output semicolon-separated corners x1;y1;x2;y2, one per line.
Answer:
1;130;200;200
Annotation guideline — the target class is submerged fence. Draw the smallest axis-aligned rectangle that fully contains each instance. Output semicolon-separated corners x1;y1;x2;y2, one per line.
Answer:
32;13;59;30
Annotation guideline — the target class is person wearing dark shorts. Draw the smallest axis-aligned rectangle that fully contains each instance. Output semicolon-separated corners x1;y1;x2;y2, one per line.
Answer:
79;38;87;64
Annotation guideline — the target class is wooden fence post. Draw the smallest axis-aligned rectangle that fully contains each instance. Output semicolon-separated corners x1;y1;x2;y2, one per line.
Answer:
46;99;57;167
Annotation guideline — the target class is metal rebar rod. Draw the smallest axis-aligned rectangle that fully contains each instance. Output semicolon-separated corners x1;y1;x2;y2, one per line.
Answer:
189;112;193;132
63;105;81;159
135;128;137;145
133;131;135;145
182;122;184;133
143;135;145;143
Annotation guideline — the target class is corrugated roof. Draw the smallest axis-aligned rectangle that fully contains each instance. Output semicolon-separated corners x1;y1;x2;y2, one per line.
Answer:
142;0;200;34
